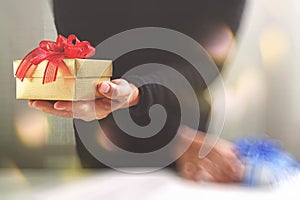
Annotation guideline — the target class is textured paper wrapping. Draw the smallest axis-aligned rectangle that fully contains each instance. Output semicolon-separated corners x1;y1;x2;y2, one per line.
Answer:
13;59;112;101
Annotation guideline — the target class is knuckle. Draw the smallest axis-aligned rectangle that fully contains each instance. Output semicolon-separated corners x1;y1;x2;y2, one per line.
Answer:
96;113;108;120
111;87;119;97
117;79;128;85
75;103;94;114
95;114;102;119
73;110;95;121
80;104;92;112
82;115;95;122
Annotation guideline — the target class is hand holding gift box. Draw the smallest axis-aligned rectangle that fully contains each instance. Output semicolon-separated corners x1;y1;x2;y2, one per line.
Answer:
14;34;112;100
15;35;139;121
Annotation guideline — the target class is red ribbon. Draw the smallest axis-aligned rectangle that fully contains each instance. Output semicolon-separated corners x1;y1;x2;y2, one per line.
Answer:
15;34;95;84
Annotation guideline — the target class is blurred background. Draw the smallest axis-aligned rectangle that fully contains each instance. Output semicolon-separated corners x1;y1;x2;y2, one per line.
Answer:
0;0;300;169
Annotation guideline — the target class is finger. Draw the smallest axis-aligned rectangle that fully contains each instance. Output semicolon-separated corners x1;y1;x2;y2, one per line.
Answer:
29;100;56;107
96;81;111;98
195;158;231;183
177;153;227;182
31;100;73;118
56;99;113;113
182;133;240;180
53;101;73;111
95;98;116;111
54;100;110;111
179;132;242;182
180;161;198;181
206;148;242;182
195;170;215;182
179;155;226;182
54;99;116;121
54;101;95;120
97;80;132;99
31;100;112;121
28;100;33;107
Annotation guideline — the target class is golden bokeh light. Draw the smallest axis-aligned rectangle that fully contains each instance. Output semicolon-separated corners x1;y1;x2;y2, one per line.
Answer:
15;110;49;148
259;25;290;68
236;69;267;104
211;68;266;125
1;161;29;187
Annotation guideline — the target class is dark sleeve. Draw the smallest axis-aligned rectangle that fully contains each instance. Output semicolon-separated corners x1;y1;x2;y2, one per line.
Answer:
53;0;246;167
121;50;212;131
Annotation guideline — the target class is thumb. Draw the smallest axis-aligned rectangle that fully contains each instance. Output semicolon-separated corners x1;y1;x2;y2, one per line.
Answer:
97;80;131;99
96;81;112;98
98;81;111;93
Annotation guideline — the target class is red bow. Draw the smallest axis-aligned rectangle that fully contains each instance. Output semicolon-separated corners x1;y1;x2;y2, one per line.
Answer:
15;34;95;84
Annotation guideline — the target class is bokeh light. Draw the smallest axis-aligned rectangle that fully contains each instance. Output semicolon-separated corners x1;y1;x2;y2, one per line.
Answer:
235;68;267;105
221;69;266;117
15;109;49;148
205;25;235;66
259;25;290;68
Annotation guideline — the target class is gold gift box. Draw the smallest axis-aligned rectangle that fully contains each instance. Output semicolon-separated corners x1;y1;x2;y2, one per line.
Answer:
13;59;112;101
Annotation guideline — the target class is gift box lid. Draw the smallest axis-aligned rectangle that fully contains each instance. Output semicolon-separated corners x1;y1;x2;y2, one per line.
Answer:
13;59;112;78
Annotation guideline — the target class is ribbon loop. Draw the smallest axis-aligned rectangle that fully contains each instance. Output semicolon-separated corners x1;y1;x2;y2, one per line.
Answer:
15;34;95;84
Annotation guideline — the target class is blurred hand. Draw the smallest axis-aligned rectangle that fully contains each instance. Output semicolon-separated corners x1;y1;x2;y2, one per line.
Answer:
29;79;139;121
176;126;244;183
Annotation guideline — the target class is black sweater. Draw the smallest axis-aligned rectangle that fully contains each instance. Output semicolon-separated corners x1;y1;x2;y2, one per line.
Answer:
53;0;246;168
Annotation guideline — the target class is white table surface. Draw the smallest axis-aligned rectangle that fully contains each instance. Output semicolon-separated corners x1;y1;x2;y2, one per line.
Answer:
1;168;299;200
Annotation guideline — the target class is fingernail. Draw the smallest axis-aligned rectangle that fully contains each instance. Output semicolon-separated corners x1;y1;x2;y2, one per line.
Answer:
100;82;110;94
28;101;33;107
55;107;66;111
31;101;37;108
54;103;65;110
